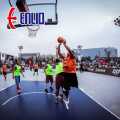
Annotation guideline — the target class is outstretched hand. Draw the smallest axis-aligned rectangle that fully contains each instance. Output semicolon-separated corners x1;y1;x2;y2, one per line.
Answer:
63;39;66;45
58;43;62;47
56;46;58;49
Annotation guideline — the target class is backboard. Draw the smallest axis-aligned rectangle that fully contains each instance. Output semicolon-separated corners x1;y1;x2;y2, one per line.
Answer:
7;0;58;29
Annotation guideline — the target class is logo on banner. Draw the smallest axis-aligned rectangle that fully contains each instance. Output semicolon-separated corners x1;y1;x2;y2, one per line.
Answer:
7;7;44;29
112;69;120;75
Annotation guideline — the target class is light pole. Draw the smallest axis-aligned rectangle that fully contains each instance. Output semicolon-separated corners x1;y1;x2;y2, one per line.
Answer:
77;45;82;62
18;45;23;64
114;16;120;27
98;50;100;61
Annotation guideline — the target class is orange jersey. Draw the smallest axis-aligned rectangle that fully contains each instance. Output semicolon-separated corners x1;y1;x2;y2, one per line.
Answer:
63;56;76;73
34;65;38;69
3;65;7;72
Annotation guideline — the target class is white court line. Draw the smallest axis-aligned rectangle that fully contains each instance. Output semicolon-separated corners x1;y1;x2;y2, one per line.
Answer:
2;92;69;109
79;88;120;120
0;83;15;92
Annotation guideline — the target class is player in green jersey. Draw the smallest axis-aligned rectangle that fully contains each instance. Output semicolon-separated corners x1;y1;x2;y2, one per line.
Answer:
13;60;25;94
55;46;64;104
44;59;54;93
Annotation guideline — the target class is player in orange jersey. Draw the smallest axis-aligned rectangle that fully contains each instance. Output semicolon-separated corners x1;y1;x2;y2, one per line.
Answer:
33;63;38;75
58;40;78;104
2;62;7;81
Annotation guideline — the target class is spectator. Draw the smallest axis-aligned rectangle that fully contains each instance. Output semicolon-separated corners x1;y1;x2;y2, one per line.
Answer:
79;62;83;73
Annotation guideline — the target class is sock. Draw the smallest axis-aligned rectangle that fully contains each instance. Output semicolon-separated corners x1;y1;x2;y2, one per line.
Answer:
56;96;58;99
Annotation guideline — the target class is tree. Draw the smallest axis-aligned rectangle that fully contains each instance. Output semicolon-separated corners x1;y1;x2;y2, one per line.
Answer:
105;57;111;63
76;57;79;62
39;57;42;67
46;56;49;60
43;57;46;62
51;56;54;62
81;56;91;62
35;57;38;63
0;60;2;68
94;55;99;61
86;56;91;61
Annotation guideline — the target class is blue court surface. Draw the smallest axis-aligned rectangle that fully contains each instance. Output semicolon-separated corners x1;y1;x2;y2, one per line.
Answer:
0;81;119;120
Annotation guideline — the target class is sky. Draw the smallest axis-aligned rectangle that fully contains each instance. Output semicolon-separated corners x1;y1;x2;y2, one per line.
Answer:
0;0;120;57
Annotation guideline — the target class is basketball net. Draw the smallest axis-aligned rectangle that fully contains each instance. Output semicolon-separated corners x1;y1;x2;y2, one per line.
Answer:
27;25;40;38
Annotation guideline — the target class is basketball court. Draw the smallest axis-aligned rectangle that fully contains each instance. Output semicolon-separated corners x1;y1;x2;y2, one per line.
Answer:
0;70;119;120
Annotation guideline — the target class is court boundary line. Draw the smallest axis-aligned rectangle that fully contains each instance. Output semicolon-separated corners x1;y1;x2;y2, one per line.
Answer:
2;92;69;109
80;88;120;120
0;83;15;92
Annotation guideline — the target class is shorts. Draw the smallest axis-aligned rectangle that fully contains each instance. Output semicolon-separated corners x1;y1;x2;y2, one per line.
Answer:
3;72;7;75
56;76;64;90
15;76;20;84
45;75;53;83
63;73;78;91
35;69;38;72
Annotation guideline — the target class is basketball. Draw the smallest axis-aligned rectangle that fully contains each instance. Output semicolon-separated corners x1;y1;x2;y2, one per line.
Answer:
58;37;63;43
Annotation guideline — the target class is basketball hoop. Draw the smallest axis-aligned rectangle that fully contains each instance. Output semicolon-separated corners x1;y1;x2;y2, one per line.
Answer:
27;25;40;38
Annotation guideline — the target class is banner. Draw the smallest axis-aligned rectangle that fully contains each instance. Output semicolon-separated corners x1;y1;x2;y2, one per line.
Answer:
99;59;103;64
26;64;28;67
87;67;120;77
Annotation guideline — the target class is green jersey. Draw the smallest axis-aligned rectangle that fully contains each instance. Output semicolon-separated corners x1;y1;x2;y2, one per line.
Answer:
45;64;53;75
14;65;21;76
56;62;63;75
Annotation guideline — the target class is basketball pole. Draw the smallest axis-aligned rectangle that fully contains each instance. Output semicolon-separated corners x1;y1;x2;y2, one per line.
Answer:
18;46;23;64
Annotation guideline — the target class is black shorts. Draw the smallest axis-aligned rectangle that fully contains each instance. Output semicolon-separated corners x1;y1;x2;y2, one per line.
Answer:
3;72;7;75
63;73;78;91
35;69;38;72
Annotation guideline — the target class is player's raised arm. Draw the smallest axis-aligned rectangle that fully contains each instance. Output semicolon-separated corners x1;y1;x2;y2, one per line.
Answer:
58;44;65;60
56;46;59;59
44;64;48;75
63;40;76;59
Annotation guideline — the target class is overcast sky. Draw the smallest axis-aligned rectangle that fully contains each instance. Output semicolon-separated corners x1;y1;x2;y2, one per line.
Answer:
0;0;120;57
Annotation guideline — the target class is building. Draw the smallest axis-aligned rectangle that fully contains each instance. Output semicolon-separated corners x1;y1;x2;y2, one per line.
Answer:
72;47;118;60
40;54;56;59
18;53;40;61
0;52;17;67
